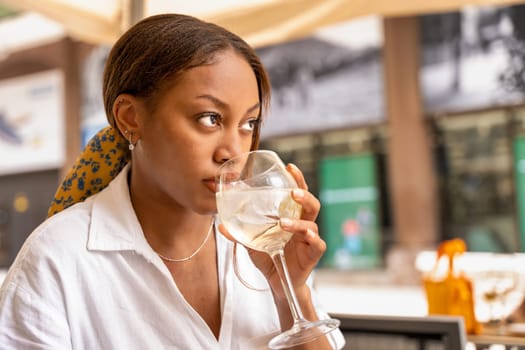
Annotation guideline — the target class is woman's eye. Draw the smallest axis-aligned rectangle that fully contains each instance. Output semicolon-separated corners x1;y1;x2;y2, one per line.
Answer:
240;118;259;132
198;113;221;127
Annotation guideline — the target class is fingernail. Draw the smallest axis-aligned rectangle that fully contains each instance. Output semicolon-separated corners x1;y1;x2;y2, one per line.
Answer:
292;189;304;199
280;218;292;228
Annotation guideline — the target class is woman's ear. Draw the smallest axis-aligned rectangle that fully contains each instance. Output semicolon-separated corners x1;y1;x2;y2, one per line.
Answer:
112;94;141;138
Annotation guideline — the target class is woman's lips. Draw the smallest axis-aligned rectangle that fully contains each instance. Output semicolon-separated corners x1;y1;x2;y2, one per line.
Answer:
203;178;217;193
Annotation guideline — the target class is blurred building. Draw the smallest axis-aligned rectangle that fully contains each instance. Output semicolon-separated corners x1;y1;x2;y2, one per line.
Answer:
259;5;525;276
0;8;91;265
0;3;525;283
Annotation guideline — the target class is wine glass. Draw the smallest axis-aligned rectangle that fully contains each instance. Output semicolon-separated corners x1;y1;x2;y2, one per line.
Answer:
215;150;340;349
463;253;525;335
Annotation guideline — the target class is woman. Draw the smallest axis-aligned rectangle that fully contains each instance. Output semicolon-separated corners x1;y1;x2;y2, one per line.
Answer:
0;14;344;349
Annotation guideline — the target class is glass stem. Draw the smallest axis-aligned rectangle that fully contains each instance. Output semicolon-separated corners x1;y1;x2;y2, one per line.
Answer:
271;249;306;324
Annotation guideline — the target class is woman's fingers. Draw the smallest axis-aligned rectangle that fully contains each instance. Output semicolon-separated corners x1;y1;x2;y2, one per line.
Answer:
286;163;320;221
291;188;320;221
286;163;308;190
280;218;326;256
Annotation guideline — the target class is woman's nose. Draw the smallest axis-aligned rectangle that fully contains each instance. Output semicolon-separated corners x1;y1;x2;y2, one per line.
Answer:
214;131;244;164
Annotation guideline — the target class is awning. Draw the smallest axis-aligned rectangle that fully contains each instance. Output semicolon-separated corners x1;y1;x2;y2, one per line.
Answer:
1;0;524;48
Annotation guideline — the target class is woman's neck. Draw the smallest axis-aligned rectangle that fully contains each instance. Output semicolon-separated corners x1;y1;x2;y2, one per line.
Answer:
127;166;215;254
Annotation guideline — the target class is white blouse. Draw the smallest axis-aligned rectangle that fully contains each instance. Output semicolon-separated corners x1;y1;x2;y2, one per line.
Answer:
0;165;344;349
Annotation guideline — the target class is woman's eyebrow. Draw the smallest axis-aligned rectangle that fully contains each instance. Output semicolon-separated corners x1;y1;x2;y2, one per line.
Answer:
246;102;260;115
196;94;227;109
197;94;260;115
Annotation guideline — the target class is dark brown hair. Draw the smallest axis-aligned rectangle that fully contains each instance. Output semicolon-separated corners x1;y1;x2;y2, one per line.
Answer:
102;13;271;149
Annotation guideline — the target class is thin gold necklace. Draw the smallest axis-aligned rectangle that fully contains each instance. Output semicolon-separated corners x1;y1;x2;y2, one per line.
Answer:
155;219;214;263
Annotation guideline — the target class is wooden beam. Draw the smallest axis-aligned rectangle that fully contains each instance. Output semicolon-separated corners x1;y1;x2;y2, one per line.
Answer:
61;38;82;179
383;17;439;254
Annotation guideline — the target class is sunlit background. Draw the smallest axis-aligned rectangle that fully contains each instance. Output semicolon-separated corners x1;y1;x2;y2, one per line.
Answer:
1;1;525;349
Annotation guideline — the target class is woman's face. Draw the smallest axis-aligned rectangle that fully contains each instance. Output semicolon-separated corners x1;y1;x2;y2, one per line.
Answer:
132;49;261;214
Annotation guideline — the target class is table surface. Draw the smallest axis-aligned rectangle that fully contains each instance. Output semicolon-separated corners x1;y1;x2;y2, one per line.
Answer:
469;331;525;346
465;321;525;347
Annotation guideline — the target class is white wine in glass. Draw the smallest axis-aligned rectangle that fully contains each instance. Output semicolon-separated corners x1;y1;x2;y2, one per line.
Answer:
216;150;340;349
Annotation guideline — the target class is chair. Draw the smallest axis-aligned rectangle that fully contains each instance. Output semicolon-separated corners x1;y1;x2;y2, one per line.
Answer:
332;313;466;350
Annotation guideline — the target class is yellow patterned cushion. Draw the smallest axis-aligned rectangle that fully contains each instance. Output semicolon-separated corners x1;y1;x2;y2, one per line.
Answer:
47;126;130;217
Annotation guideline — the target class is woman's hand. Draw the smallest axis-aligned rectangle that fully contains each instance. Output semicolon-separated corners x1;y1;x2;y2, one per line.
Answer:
218;163;327;302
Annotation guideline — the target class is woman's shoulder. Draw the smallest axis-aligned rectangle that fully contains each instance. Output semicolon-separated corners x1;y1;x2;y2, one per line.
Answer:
17;199;94;264
1;200;94;298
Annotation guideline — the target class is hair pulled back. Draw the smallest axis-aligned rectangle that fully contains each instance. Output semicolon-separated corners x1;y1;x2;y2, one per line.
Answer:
103;13;270;148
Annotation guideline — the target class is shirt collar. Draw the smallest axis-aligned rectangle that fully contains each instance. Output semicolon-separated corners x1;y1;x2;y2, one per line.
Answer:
86;164;154;260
